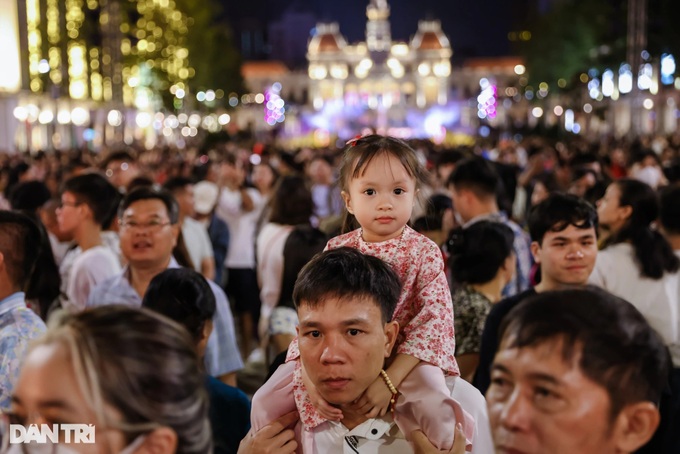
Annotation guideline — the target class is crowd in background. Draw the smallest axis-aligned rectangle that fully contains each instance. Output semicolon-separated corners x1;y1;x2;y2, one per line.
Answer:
1;129;680;453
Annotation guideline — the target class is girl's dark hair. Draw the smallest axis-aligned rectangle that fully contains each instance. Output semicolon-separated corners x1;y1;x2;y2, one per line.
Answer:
142;268;216;342
604;179;679;279
173;230;195;271
268;175;314;225
448;221;515;284
533;171;560;194
338;135;429;233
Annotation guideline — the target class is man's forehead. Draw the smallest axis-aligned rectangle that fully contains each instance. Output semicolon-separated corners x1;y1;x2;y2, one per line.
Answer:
498;333;584;368
544;224;596;240
297;296;382;323
123;200;169;217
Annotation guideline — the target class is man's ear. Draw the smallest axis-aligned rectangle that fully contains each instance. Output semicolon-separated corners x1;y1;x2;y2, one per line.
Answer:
81;203;94;221
501;254;516;281
138;426;177;454
530;241;541;264
383;321;399;358
611;401;660;453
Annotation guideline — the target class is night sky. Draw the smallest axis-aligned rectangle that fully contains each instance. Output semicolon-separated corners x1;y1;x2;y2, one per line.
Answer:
316;0;514;57
218;0;517;59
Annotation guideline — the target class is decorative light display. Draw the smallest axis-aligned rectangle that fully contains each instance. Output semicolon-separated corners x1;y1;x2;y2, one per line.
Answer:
601;70;614;97
619;64;633;94
264;82;285;126
27;0;42;92
638;63;653;90
477;78;497;120
661;54;675;85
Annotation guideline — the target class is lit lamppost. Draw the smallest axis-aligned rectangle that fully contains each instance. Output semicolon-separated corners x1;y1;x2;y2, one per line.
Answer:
627;0;647;136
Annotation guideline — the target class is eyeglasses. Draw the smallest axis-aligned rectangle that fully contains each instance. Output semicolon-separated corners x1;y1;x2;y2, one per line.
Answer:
119;219;172;233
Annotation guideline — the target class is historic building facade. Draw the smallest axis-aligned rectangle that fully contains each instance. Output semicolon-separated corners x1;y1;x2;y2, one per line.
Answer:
306;0;452;112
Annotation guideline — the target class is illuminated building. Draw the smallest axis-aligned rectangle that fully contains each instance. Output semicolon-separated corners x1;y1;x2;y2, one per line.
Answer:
306;0;452;112
3;0;192;151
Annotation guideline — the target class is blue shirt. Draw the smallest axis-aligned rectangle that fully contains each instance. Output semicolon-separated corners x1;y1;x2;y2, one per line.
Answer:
465;212;533;297
205;375;251;454
87;258;243;377
0;292;46;409
208;213;230;285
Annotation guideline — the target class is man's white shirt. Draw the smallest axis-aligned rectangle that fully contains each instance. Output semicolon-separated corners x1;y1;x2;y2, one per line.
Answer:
312;415;412;454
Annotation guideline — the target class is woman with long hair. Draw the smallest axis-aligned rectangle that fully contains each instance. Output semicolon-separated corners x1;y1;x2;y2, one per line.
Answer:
591;178;680;347
256;175;326;360
6;305;211;453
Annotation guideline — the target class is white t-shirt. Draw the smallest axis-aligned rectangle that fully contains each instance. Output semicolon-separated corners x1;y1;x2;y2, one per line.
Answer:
59;232;122;301
589;243;680;351
47;232;72;266
255;222;294;338
66;245;122;313
215;187;265;269
181;217;214;273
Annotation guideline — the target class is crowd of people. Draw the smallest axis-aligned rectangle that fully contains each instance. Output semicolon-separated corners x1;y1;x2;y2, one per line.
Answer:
0;130;679;453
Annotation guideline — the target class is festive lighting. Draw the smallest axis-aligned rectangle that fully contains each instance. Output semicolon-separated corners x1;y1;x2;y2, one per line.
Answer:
638;63;652;90
38;110;54;124
13;106;27;121
57;110;71;124
107;110;122;127
619;64;633;94
602;70;614;97
661;54;675;85
264;83;286;125
71;107;89;126
477;82;497;120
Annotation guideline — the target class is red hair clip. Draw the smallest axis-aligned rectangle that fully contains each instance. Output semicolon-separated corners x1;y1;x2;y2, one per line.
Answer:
345;134;366;147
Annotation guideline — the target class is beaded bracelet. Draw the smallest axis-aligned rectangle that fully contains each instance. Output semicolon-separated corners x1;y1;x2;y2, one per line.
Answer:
379;369;398;413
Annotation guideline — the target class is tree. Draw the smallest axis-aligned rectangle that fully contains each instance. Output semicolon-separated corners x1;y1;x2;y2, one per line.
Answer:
175;0;245;106
518;0;618;91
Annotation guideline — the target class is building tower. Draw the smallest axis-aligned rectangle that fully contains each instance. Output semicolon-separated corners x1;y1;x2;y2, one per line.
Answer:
366;0;391;53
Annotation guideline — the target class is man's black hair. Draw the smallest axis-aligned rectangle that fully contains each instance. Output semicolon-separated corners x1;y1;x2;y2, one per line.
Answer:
499;286;669;419
293;247;401;324
528;192;598;244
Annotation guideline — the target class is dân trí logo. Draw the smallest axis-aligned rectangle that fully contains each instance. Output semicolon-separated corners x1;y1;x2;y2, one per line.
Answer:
9;424;95;444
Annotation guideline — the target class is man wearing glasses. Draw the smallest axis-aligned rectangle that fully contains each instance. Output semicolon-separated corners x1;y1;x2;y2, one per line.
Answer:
87;187;243;386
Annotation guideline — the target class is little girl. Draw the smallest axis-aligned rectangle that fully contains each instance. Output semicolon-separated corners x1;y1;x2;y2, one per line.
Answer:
252;135;473;451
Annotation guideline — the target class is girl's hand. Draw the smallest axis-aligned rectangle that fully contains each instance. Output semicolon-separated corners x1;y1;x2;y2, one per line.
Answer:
301;362;343;421
351;375;394;418
411;423;467;454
